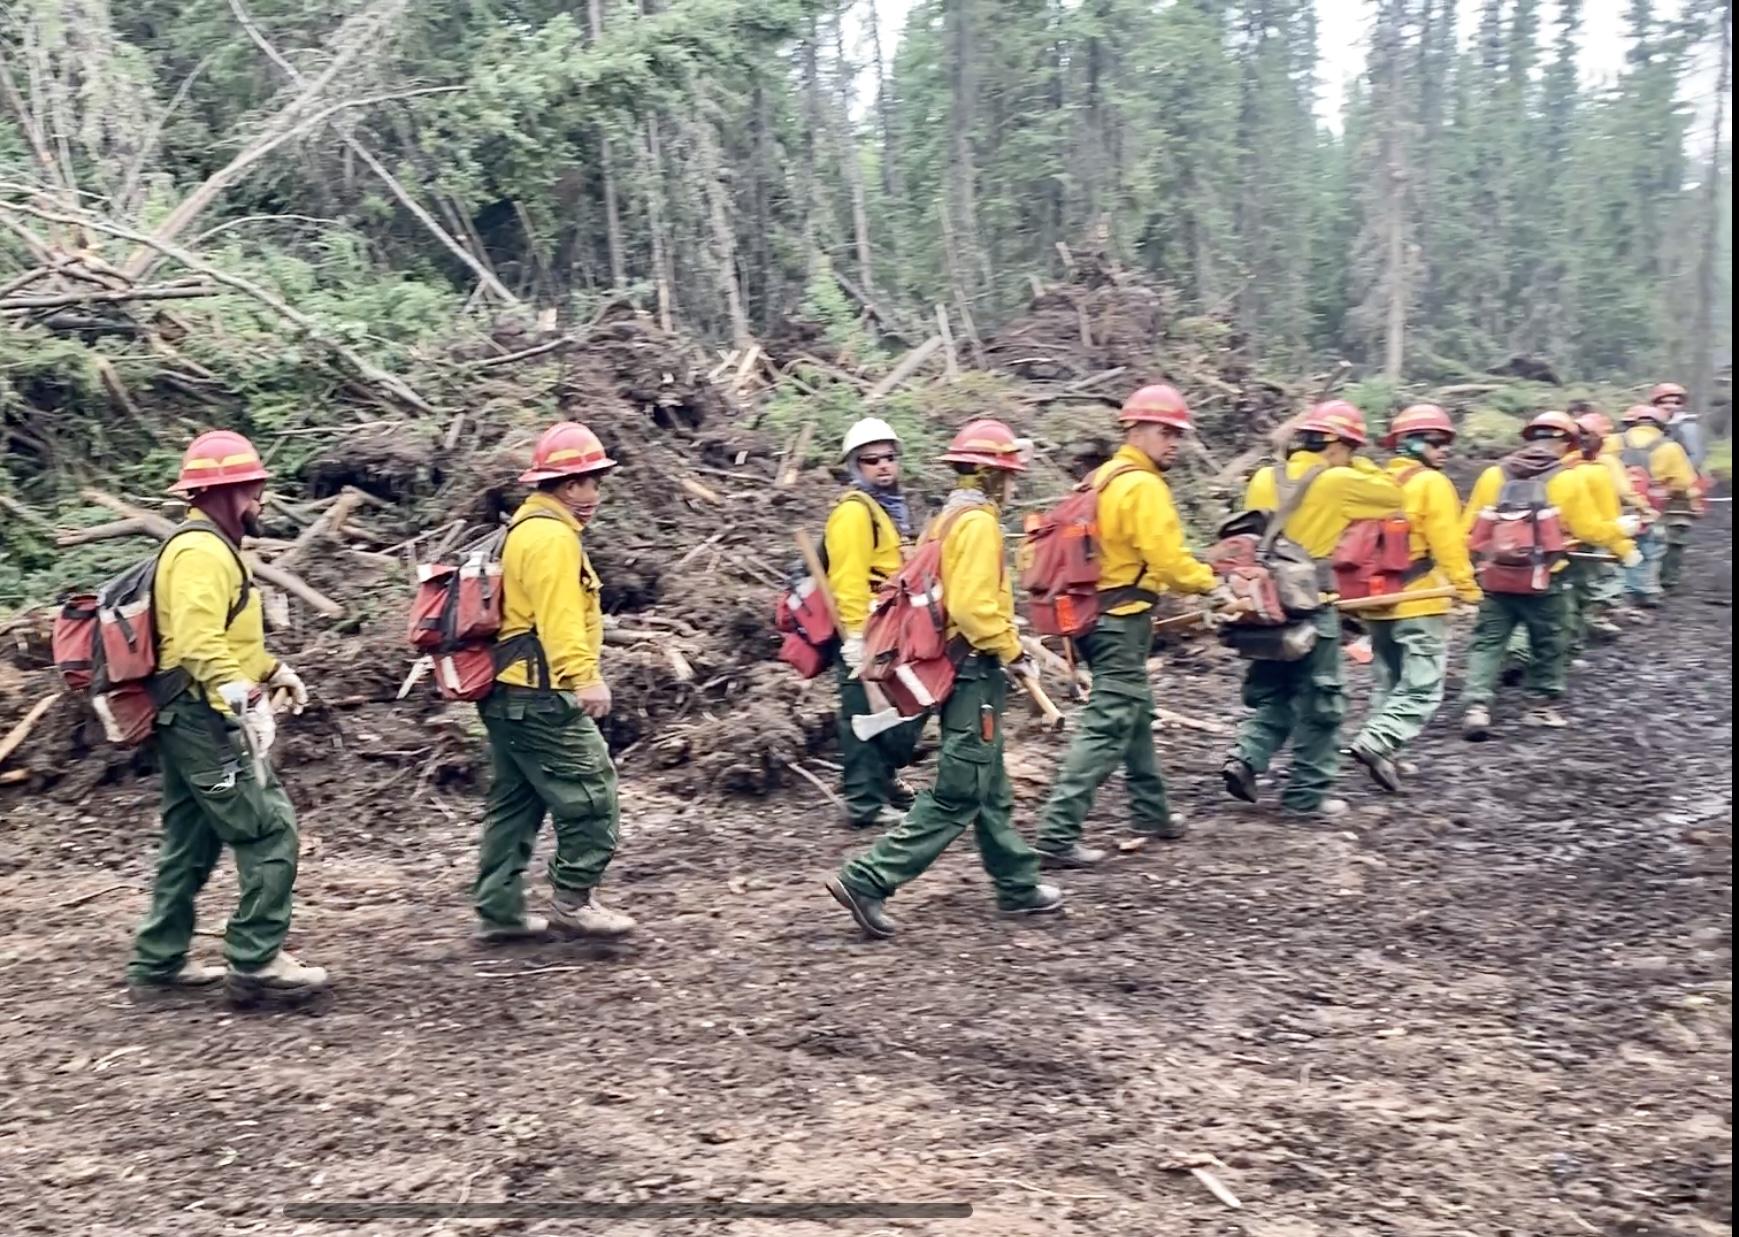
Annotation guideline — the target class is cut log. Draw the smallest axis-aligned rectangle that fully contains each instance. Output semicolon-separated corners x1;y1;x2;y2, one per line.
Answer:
275;487;368;569
55;518;150;547
863;336;943;404
0;691;60;766
677;476;722;505
777;422;816;488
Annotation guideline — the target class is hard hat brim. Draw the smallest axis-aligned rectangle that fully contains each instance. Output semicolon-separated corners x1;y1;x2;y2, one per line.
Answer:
518;457;619;485
166;465;272;495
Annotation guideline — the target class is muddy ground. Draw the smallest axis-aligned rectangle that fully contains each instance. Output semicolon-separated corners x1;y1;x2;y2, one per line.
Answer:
0;511;1730;1237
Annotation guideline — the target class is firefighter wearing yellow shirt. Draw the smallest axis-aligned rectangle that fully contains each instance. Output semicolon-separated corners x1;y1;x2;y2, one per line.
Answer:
1223;402;1406;818
827;419;1062;938
1459;412;1641;739
1345;406;1482;794
827;419;920;829
474;421;635;942
1570;408;1638;640
1611;402;1700;602
128;430;324;1005
1035;386;1221;866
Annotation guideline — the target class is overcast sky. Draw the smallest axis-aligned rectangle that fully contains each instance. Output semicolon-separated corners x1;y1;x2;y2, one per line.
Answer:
853;0;1721;140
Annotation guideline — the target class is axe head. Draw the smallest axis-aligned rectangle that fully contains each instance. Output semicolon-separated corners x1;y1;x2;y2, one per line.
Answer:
851;708;910;742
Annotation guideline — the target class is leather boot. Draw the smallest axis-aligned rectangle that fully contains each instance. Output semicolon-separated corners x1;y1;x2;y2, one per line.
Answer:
225;951;329;1005
128;960;224;1003
1351;742;1401;793
825;876;896;939
1221;756;1258;803
473;913;552;944
1462;705;1491;741
887;777;917;811
1037;842;1106;870
999;883;1065;916
548;889;636;938
1520;705;1568;729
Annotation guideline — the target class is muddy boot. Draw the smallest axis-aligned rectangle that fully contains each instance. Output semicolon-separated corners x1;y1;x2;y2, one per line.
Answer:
999;883;1065;917
225;951;329;1006
128;960;224;1004
1350;743;1401;794
825;876;896;939
1588;615;1622;641
1131;812;1189;842
1520;705;1568;729
1283;797;1349;821
1500;663;1526;687
1037;842;1107;870
1221;756;1258;803
843;803;907;831
473;913;552;944
548;889;636;938
887;777;917;811
1462;706;1492;742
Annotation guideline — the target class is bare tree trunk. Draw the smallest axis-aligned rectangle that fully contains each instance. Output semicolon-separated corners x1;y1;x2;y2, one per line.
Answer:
831;6;876;297
747;76;777;328
643;119;675;331
587;0;628;288
865;0;901;201
1382;0;1410;381
1692;0;1731;435
799;22;825;275
945;0;988;305
691;95;750;346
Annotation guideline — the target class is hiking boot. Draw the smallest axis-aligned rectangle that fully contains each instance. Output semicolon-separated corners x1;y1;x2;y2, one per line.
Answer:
1462;706;1491;742
843;804;906;831
1588;616;1622;641
1351;743;1402;794
887;778;917;811
1000;884;1065;917
825;876;896;939
1038;842;1106;870
1284;797;1349;821
128;960;224;1003
1520;705;1568;729
1132;813;1189;841
1500;663;1526;687
225;952;328;1005
473;913;552;944
548;889;636;938
1221;757;1258;803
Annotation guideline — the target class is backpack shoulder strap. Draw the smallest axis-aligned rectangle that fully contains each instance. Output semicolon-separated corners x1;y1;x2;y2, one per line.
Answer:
1089;462;1145;494
1394;463;1423;486
158;521;253;626
1259;464;1326;553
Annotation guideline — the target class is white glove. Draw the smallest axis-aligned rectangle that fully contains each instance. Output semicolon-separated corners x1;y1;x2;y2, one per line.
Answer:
267;662;309;714
217;680;257;717
1616;514;1642;537
1621;549;1644;570
244;697;278;760
839;635;865;671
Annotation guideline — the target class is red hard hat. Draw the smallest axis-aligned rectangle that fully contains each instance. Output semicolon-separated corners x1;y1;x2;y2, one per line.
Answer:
1649;382;1688;404
1296;399;1369;446
168;429;271;494
1522;410;1580;440
1118;383;1194;431
1622;403;1665;426
1574;410;1614;439
1382;403;1455;448
518;421;618;484
938;418;1030;472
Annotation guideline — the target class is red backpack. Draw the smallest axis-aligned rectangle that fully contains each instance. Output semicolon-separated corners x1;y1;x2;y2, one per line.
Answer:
858;510;972;716
1469;463;1567;594
1019;464;1147;637
406;511;563;700
774;493;885;679
52;524;251;746
1330;465;1420;600
1619;432;1675;513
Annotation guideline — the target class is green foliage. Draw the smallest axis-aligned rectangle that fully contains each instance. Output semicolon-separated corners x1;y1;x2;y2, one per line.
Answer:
1343;377;1404;432
1459;407;1527;455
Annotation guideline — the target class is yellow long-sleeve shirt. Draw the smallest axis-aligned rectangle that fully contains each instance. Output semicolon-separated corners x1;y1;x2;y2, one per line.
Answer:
1092;444;1216;614
1461;459;1636;561
1244;451;1407;559
823;491;903;636
1575;456;1623;523
153;516;275;710
1605;424;1698;500
1593;442;1652;515
932;501;1021;664
1366;458;1482;620
495;492;604;690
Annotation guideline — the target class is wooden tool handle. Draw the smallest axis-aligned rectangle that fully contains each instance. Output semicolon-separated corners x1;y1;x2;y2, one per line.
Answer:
1333;586;1458;613
793;530;843;632
1013;669;1066;730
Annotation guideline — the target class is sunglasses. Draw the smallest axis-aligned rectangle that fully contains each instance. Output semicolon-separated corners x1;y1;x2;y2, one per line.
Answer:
856;451;900;466
1418;435;1454;448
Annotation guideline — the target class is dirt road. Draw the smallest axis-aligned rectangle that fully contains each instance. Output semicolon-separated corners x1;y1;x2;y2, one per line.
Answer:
1;517;1730;1236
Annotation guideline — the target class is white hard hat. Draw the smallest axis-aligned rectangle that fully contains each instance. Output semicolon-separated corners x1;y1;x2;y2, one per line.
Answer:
841;417;901;460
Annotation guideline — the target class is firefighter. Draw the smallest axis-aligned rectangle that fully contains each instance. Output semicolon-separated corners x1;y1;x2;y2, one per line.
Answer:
472;421;635;942
1222;402;1406;818
1650;380;1705;470
826;419;1062;938
1346;405;1481;794
1615;396;1702;597
1034;385;1222;867
127;430;325;1005
1459;412;1640;739
1569;407;1641;640
828;417;920;829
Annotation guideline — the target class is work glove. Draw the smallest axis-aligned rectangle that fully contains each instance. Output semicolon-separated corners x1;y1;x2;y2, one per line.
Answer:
1207;582;1240;611
839;635;865;671
217;680;259;718
266;662;309;714
1621;548;1644;570
1615;514;1643;538
575;680;613;719
219;681;276;768
1005;655;1039;683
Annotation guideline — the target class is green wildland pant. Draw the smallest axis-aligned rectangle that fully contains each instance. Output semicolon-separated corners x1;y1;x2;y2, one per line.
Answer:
1352;616;1448;758
1509;556;1609;663
128;690;300;981
1232;608;1346;812
1037;610;1175;851
836;660;921;823
1660;516;1694;591
474;686;619;926
838;658;1044;909
1460;582;1572;707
